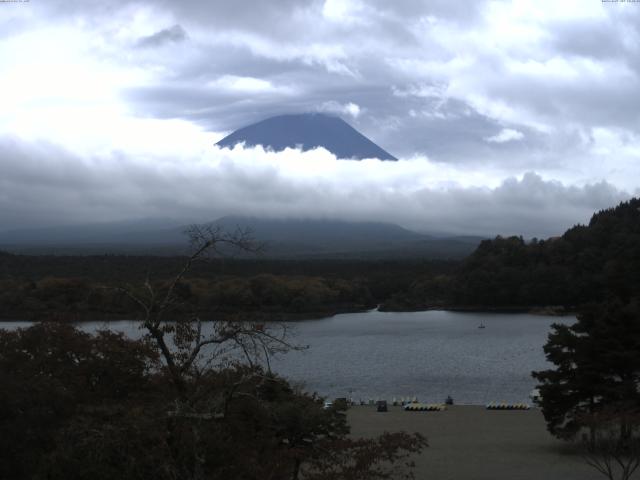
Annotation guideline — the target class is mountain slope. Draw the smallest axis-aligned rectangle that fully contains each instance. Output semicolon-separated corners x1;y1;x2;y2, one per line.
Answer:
216;113;397;160
0;219;186;246
213;216;424;253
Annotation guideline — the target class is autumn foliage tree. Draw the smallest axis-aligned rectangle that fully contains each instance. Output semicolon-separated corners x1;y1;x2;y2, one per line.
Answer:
0;323;159;480
0;323;426;480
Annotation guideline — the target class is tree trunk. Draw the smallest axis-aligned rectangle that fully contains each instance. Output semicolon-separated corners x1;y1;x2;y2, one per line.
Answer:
292;457;301;480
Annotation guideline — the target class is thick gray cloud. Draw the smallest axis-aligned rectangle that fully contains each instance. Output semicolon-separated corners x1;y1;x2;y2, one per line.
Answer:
136;24;187;48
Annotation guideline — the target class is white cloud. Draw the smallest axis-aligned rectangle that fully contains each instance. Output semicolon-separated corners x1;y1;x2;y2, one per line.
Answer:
318;101;361;118
322;0;366;24
207;75;293;94
485;128;525;143
0;136;632;237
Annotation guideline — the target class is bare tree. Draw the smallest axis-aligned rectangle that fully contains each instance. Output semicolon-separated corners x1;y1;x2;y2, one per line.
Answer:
115;224;309;480
580;408;640;480
117;223;301;399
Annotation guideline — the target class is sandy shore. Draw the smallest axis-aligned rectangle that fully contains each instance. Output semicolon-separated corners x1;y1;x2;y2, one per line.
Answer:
348;405;603;480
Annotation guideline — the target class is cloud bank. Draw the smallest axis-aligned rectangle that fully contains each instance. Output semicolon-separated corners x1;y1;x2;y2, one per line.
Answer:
0;136;631;238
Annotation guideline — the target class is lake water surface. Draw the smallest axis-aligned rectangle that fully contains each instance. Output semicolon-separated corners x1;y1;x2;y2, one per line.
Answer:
269;310;573;404
1;310;573;405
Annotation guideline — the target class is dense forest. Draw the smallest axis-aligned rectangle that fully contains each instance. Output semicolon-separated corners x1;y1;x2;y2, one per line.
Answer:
0;253;455;320
0;197;638;320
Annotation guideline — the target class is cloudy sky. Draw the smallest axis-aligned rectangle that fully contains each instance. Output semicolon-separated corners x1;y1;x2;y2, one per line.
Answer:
1;0;639;236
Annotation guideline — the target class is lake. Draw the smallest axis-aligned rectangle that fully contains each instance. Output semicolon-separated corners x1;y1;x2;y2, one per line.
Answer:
0;310;573;405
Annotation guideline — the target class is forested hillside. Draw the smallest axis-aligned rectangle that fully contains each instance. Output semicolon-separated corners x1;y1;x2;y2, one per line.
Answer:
431;198;639;309
384;198;639;311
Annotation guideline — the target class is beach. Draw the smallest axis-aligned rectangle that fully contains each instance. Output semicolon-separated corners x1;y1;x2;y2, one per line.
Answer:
348;405;604;480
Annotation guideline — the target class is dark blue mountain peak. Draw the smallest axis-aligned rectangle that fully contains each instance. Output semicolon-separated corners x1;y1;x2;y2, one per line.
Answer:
216;113;397;160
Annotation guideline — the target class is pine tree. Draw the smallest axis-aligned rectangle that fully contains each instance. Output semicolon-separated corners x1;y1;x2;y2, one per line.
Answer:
532;299;640;443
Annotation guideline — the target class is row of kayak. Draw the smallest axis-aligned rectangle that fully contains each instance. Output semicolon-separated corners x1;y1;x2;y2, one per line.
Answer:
404;403;447;411
401;403;532;411
485;403;531;410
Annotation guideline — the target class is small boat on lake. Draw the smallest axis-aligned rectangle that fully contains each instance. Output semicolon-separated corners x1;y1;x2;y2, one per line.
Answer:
478;322;486;329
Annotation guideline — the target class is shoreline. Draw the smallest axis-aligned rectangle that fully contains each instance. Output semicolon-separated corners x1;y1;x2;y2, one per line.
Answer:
0;304;576;322
0;304;374;323
378;304;575;316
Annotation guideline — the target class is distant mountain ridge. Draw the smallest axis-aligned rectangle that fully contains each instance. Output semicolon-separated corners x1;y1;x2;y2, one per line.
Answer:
213;216;423;254
216;113;397;160
0;217;482;259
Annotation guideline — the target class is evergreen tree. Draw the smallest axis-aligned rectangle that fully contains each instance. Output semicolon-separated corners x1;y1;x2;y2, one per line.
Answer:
532;299;640;443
